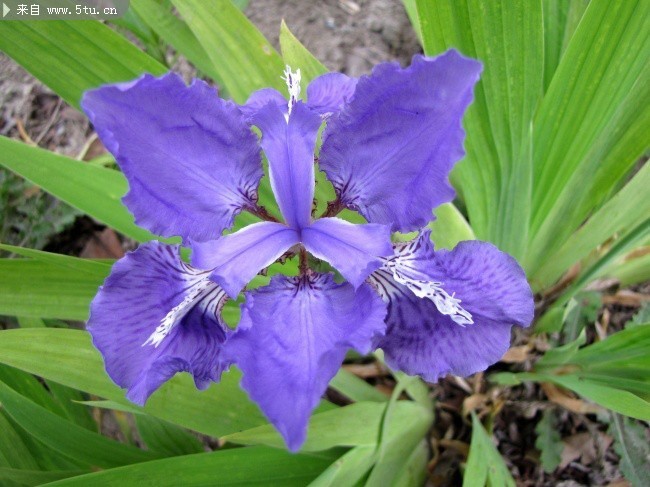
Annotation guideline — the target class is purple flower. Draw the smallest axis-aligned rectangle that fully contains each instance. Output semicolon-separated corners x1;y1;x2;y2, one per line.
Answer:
82;50;534;451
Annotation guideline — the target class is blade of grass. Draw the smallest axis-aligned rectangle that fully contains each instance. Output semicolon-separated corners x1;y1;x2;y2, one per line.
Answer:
171;0;285;103
0;20;166;109
416;0;543;261
0;137;156;243
527;0;650;274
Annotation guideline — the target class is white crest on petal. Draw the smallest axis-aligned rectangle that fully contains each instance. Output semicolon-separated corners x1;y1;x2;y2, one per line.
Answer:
382;237;474;327
282;65;301;116
142;277;226;348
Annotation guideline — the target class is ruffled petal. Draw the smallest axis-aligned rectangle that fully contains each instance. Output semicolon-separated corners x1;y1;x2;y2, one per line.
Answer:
252;101;322;229
87;242;232;405
372;236;534;381
81;73;262;242
191;222;300;299
227;273;386;451
319;50;482;232
240;88;287;121
301;217;392;288
306;73;358;116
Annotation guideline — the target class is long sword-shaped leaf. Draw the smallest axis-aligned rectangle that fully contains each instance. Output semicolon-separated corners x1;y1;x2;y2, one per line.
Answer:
0;329;268;437
0;381;162;468
0;243;111;275
41;447;339;487
527;0;650;273
129;0;227;89
531;163;650;289
608;251;650;288
0;260;105;320
0;20;166;109
224;401;431;452
171;0;286;103
0;468;85;487
416;0;543;261
0;329;335;437
463;414;515;487
279;20;327;90
0;137;155;243
542;0;588;92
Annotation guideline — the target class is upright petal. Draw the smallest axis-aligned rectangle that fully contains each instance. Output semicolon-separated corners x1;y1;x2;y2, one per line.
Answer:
319;50;482;232
227;273;387;451
302;217;392;288
372;238;534;382
240;88;287;121
82;73;262;242
252;101;322;229
306;73;358;116
191;221;300;299
88;242;232;405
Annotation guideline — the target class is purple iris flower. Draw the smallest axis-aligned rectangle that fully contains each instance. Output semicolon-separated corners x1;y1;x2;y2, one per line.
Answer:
82;50;534;451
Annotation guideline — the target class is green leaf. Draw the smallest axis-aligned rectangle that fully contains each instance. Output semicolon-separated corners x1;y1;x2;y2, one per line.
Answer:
493;325;650;420
548;376;650;420
365;379;433;486
0;20;166;109
561;291;601;342
129;0;227;90
329;369;388;403
0;380;161;468
0;137;156;243
608;414;650;487
308;445;377;487
0;244;111;275
534;409;563;473
224;401;431;452
46;381;98;432
463;413;515;487
0;411;40;470
531;163;650;290
527;0;650;274
554;219;650;308
392;440;429;487
0;329;269;437
135;415;204;457
0;365;65;416
279;20;328;90
416;0;543;261
629;304;650;327
171;0;286;103
607;251;650;288
428;203;475;250
0;468;85;487
542;0;588;91
41;447;339;487
0;259;105;320
534;306;564;334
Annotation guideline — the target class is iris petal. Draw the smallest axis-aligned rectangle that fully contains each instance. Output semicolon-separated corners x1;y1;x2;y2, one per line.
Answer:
191;221;300;299
226;273;386;451
302;217;392;288
240;87;287;121
306;72;358;116
82;73;262;243
88;242;232;405
252;101;322;229
319;50;482;232
372;236;534;381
